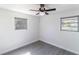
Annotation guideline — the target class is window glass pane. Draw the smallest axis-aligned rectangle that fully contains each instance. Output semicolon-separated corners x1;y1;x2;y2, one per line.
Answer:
61;17;79;32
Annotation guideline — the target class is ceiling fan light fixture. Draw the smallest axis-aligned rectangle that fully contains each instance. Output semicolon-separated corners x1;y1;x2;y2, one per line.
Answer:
39;12;45;16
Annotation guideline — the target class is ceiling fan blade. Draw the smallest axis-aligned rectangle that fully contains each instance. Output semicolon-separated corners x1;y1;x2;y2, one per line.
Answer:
45;8;56;11
30;9;39;11
36;13;39;15
45;12;49;15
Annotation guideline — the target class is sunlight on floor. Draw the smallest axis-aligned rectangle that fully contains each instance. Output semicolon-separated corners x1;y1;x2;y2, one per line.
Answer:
22;52;31;55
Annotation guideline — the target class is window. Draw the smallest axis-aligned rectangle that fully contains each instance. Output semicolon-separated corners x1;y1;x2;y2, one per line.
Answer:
60;16;79;32
15;17;27;30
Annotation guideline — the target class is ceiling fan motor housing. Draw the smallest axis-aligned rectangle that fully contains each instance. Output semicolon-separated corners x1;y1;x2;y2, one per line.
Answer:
39;8;45;12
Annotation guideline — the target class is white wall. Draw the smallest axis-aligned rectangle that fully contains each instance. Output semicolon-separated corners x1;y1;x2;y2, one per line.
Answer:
40;9;79;54
0;8;40;54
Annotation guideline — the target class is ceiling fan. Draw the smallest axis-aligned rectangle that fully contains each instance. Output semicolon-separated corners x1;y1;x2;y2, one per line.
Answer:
30;4;56;15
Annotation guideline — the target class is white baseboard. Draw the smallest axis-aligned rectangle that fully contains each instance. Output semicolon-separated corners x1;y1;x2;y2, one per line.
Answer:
0;39;38;55
40;39;79;55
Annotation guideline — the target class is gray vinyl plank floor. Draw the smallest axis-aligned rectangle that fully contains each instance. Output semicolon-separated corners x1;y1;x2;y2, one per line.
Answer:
3;41;76;55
